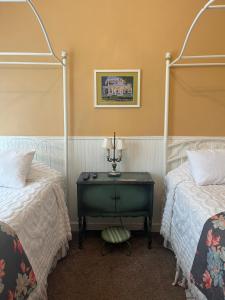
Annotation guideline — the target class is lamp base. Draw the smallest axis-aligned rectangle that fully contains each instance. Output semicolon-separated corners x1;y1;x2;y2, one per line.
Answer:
108;171;121;177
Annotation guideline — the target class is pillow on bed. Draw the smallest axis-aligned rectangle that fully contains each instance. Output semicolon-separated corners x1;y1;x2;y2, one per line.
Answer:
187;150;225;186
0;150;35;188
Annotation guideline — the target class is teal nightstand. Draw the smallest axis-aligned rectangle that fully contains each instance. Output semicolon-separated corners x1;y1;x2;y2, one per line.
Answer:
76;172;154;249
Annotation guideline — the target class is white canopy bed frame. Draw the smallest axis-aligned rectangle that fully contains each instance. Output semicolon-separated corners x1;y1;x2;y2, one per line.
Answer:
0;3;71;299
162;2;225;299
163;0;225;175
0;0;69;193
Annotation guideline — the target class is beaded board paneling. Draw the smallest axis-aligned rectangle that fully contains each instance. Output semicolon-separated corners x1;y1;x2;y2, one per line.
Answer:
1;136;224;231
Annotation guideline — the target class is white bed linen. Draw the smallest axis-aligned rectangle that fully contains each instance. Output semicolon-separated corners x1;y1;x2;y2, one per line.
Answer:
161;163;225;300
0;161;72;299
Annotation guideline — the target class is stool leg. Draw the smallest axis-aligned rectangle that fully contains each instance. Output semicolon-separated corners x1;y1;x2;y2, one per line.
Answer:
101;242;107;256
126;241;132;256
101;242;113;256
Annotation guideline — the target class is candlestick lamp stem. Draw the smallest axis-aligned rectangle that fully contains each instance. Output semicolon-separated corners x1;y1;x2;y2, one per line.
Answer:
107;132;121;177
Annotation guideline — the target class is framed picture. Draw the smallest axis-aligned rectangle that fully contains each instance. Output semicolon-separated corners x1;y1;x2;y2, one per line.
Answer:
94;69;141;107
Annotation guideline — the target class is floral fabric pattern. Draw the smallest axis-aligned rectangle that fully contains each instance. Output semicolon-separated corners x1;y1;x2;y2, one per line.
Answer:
0;221;37;300
191;212;225;300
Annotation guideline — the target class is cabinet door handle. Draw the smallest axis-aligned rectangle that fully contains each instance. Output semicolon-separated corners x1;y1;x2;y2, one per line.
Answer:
111;195;120;200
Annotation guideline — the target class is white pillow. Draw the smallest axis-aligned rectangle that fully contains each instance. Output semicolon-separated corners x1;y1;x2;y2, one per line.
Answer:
187;150;225;186
0;150;35;188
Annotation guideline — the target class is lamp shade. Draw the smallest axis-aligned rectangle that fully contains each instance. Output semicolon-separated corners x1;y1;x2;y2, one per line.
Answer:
102;138;113;149
116;139;125;150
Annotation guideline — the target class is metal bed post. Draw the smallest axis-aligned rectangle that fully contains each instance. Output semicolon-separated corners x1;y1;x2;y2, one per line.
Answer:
163;52;171;176
62;51;69;199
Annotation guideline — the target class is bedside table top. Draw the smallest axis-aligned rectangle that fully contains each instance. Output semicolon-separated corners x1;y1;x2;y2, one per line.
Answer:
77;172;154;185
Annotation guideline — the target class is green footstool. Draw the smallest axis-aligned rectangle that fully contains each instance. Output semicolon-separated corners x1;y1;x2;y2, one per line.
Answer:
101;226;131;256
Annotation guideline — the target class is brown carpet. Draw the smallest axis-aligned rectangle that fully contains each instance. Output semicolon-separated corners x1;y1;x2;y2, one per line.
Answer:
47;232;186;300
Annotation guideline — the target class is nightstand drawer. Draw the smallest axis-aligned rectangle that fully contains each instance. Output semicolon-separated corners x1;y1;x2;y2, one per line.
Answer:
79;185;115;214
116;185;150;213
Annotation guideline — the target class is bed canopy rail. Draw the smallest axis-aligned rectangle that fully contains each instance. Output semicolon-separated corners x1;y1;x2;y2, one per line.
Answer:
0;0;62;64
170;0;225;67
163;0;225;175
0;0;69;197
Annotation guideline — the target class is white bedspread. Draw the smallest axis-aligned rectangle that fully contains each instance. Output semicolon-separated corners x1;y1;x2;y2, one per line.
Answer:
160;163;225;300
0;162;72;299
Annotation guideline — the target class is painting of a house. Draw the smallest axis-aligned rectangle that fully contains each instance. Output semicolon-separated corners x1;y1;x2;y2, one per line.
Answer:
102;76;133;101
94;70;140;107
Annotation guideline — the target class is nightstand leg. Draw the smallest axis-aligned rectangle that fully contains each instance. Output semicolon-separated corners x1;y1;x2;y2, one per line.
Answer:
78;216;83;249
83;216;87;232
148;216;152;249
144;217;148;233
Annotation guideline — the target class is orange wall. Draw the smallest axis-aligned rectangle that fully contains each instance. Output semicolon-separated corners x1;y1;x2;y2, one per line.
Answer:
0;0;225;136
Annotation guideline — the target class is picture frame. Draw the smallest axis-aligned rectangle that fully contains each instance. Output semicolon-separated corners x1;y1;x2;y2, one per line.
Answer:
94;69;141;108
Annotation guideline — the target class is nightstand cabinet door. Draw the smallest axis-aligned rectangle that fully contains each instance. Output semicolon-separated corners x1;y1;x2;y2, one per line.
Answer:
78;184;115;215
116;185;151;215
76;172;154;249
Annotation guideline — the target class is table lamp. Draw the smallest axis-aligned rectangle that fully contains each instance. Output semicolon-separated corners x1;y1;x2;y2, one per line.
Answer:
102;132;125;176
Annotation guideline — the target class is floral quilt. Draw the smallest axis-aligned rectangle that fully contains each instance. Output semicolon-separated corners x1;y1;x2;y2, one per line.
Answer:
191;212;225;300
0;221;37;300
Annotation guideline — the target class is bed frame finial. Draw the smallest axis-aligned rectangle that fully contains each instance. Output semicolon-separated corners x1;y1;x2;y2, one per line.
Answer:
165;52;172;61
61;50;67;60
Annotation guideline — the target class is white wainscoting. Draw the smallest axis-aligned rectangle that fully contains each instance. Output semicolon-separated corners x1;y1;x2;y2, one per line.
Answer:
1;136;224;232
